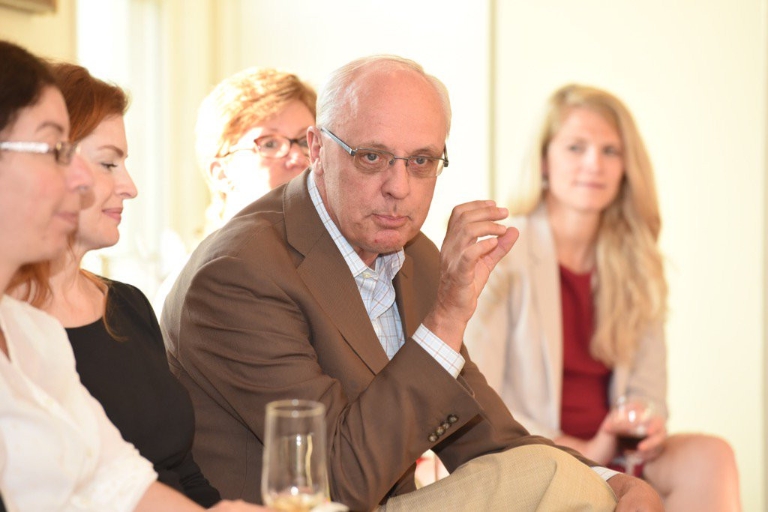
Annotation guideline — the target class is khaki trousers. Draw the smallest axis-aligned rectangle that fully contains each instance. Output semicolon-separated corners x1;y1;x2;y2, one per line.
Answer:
378;445;617;512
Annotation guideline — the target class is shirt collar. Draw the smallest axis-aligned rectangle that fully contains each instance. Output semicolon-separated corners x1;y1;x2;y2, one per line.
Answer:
307;171;405;279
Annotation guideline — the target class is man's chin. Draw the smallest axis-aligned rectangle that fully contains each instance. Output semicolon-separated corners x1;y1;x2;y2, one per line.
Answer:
369;231;417;254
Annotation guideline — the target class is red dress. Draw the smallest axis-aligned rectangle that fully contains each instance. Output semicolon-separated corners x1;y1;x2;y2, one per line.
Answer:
558;265;612;440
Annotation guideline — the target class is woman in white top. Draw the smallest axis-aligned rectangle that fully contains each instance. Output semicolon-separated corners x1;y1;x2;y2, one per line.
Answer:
0;40;269;512
465;84;741;511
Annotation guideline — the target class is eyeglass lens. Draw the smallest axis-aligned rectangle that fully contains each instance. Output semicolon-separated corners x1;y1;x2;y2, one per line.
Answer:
54;142;78;165
353;149;444;178
256;135;309;158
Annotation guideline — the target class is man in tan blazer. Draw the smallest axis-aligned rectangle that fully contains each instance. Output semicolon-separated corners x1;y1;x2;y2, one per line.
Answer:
161;55;662;511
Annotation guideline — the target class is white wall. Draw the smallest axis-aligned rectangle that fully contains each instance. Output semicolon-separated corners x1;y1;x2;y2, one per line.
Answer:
495;1;766;509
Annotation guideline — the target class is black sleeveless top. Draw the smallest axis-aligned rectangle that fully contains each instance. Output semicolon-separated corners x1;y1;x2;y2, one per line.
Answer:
65;279;220;507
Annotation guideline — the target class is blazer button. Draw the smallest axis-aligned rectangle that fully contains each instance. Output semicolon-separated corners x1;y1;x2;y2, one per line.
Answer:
436;426;445;436
428;433;438;443
447;414;458;424
441;422;450;430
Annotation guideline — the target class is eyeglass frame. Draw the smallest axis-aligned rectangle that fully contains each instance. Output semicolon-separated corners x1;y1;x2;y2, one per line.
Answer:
0;140;79;165
319;127;449;178
222;134;310;159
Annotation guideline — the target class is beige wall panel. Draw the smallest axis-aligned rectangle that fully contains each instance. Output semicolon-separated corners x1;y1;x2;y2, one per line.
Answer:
0;0;75;60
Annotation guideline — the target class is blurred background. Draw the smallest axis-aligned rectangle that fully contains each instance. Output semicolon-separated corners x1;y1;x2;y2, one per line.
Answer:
1;0;765;508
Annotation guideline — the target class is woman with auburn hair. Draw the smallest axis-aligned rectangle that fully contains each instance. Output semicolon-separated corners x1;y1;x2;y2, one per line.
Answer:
465;83;741;511
6;58;268;512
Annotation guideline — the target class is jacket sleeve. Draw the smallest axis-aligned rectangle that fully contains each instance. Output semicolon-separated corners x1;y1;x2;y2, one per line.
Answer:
436;346;596;470
176;248;595;511
174;252;494;510
615;323;668;420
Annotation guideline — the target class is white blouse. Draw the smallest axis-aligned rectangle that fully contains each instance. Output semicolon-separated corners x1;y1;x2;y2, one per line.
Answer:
0;295;157;512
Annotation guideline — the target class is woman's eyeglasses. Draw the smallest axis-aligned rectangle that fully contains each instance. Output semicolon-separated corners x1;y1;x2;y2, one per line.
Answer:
0;140;79;165
224;135;309;159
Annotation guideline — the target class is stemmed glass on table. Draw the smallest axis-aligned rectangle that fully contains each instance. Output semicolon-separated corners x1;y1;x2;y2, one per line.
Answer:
261;399;330;512
610;395;656;477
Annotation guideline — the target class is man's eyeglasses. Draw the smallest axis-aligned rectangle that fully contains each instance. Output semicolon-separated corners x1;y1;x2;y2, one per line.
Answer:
320;127;448;179
0;140;79;165
224;134;309;159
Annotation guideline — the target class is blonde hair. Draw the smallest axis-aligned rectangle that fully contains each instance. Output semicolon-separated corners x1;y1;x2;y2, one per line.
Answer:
511;83;667;366
195;67;316;229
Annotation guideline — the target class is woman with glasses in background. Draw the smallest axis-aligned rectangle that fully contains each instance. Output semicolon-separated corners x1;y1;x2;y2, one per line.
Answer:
154;67;316;313
197;67;316;233
465;83;741;511
2;47;270;511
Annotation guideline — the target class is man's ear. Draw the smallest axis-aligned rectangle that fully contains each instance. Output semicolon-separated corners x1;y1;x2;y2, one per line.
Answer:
307;126;324;175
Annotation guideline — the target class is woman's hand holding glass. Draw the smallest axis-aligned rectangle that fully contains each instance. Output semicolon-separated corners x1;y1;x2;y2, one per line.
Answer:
633;414;666;462
607;396;663;475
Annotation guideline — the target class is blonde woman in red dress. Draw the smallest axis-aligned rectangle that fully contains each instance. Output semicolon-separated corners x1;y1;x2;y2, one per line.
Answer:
466;83;741;511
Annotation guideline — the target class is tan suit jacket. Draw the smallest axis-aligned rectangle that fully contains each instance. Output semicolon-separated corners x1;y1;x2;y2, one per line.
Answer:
161;171;593;511
465;202;668;440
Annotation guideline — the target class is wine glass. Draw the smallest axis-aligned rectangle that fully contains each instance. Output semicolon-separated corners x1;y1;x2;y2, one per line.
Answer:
262;399;330;512
610;395;655;476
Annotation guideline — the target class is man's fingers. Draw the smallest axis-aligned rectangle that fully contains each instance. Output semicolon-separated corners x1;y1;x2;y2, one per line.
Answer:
496;227;519;254
480;227;519;268
449;221;509;248
456;227;518;275
447;201;509;231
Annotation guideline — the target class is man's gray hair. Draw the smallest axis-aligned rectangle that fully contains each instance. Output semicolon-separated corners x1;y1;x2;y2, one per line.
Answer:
316;55;452;136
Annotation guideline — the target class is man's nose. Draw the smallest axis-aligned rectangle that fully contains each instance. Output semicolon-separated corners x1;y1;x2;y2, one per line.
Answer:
381;158;411;199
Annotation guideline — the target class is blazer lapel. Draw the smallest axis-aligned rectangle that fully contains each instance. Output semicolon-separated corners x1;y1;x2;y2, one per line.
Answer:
284;171;390;375
393;254;418;339
528;204;564;416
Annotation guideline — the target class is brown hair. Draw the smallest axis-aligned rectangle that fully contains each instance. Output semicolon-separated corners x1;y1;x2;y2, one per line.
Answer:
10;63;129;318
55;62;129;142
0;40;57;137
